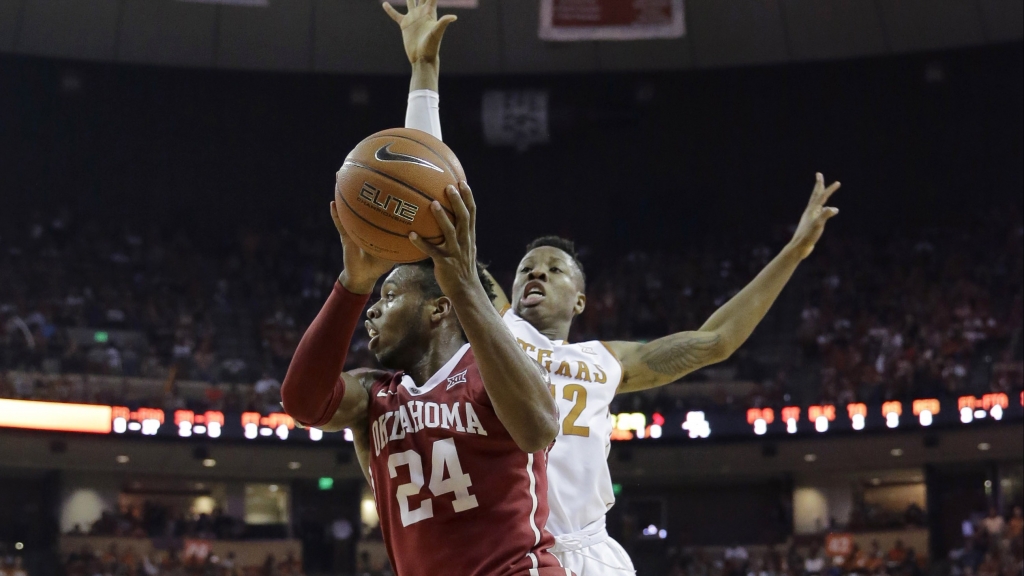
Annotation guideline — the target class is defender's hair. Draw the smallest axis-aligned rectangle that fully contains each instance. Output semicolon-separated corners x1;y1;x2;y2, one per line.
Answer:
525;235;586;287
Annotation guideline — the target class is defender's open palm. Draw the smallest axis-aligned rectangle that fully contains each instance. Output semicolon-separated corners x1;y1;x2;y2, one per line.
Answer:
791;173;841;259
408;182;481;298
383;0;457;66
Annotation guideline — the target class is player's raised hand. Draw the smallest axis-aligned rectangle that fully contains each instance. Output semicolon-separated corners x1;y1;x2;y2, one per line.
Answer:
330;200;394;294
408;181;482;299
383;0;457;66
790;172;841;260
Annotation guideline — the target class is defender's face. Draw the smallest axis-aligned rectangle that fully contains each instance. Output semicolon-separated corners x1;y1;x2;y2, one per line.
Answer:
365;267;430;369
512;247;585;326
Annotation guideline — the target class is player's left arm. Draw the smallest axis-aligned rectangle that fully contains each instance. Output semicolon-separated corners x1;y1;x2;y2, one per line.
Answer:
410;183;559;453
385;0;455;138
609;173;841;394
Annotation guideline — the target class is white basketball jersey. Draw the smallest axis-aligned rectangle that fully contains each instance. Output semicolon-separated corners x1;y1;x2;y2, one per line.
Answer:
502;311;623;536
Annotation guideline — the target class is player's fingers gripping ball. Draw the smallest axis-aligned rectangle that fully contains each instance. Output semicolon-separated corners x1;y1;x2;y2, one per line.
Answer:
335;127;466;263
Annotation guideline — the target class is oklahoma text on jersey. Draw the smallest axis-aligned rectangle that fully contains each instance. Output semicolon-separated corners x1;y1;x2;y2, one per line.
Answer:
366;344;573;576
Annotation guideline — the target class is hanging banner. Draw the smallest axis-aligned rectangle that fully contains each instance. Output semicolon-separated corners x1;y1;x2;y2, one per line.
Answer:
179;0;268;6
482;90;549;151
540;0;686;41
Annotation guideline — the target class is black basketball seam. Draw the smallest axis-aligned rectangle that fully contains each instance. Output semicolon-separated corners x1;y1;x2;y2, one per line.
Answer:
342;160;457;219
375;133;460;177
336;184;444;242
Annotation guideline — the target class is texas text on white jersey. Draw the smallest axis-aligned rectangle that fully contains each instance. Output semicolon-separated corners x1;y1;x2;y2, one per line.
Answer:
502;310;624;537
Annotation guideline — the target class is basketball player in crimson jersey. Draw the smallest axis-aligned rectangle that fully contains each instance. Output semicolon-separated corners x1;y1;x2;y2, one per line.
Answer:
387;2;842;574
280;182;574;576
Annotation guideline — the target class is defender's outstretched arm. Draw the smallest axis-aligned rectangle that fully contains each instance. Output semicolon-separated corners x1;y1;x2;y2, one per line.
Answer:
608;173;842;394
389;0;511;312
385;0;454;138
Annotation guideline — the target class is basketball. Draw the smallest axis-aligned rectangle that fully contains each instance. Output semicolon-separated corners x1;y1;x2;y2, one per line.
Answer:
335;127;466;263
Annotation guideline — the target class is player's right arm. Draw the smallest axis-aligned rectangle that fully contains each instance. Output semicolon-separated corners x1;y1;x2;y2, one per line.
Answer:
279;201;394;430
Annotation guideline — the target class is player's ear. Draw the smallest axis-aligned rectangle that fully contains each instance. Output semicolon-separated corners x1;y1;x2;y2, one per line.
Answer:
573;292;586;317
430;296;454;323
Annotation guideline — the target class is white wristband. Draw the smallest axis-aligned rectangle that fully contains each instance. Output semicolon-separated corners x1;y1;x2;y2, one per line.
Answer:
405;89;442;141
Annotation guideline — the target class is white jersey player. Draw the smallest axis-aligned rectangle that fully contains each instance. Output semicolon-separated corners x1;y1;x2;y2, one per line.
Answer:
501;308;634;572
387;4;843;574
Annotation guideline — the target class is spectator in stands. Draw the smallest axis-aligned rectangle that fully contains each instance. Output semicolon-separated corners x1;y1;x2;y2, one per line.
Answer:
1008;506;1023;541
887;540;908;569
804;542;826;576
982;507;1007;539
977;553;1001;576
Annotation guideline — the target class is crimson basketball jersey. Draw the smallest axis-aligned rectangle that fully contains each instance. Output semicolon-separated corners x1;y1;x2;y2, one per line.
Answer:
366;343;572;576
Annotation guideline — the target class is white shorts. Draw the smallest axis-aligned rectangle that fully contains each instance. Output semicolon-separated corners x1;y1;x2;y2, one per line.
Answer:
551;529;636;576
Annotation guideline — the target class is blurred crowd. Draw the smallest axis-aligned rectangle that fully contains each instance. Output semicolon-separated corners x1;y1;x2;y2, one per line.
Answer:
950;506;1024;576
661;539;928;576
62;544;302;576
66;504;245;541
1;208;1021;412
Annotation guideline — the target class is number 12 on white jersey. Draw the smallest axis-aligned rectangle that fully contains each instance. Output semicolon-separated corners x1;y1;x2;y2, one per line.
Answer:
387;438;480;527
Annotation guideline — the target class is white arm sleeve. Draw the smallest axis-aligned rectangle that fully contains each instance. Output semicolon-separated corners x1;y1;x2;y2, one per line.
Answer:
405;89;442;141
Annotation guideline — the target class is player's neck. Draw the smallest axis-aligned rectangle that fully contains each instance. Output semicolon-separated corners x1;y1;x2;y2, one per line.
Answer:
535;319;572;343
405;335;466;385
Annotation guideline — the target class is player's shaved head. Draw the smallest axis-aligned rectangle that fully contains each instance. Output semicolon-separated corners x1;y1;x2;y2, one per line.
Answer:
397;260;498;302
524;236;586;291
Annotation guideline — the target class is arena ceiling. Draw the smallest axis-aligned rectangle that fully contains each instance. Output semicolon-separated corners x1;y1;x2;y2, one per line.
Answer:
0;0;1021;75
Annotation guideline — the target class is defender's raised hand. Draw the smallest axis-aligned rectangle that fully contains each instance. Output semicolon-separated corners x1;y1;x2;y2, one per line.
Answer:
330;200;394;294
790;173;841;259
383;0;457;66
408;181;482;299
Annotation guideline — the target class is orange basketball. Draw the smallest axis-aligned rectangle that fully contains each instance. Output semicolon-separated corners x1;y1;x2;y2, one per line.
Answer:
335;128;466;263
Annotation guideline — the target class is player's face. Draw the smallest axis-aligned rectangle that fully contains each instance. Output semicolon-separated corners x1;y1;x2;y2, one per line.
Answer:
511;247;585;327
365;267;433;369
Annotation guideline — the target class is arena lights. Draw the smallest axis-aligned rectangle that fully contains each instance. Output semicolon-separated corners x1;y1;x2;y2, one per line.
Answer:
681;411;710;439
0;399;113;434
882;401;902;429
912;399;940;427
782;406;800;434
309;428;324;441
241;412;295;440
959;393;1009;423
808;405;836;433
174;410;224;438
111;406;164;436
847;403;867;431
610;412;664;440
747;408;775;436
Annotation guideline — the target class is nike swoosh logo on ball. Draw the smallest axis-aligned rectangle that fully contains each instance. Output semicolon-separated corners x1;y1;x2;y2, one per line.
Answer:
374;143;443;173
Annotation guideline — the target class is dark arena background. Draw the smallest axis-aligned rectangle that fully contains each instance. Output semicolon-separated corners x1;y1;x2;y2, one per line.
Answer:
0;1;1021;575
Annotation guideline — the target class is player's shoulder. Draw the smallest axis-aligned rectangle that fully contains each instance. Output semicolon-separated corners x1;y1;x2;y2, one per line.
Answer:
347;368;395;392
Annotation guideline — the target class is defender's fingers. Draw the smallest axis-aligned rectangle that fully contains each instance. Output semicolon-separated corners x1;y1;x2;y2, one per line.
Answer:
822;206;840;220
409;232;442;258
429;14;457;41
821;181;841;203
382;2;403;23
406;0;415;14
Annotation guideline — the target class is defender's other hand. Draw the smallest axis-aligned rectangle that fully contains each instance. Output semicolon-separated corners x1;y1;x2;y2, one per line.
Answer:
408;181;480;298
383;0;457;66
789;173;841;260
331;200;394;294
